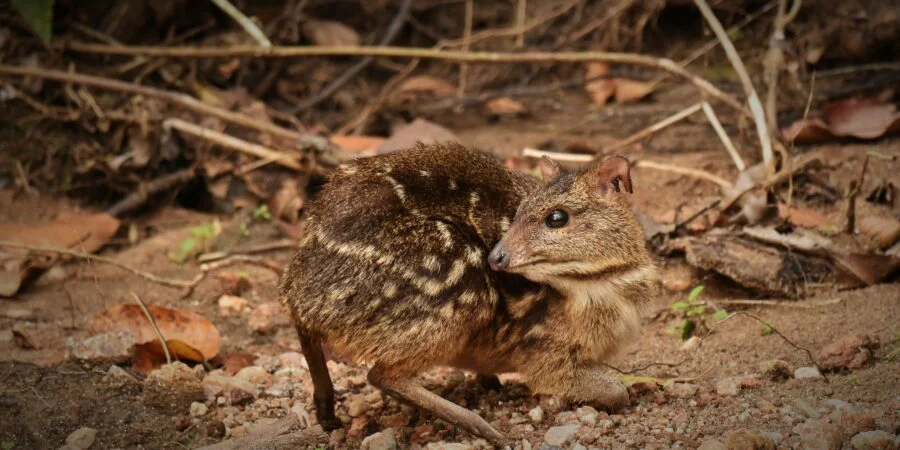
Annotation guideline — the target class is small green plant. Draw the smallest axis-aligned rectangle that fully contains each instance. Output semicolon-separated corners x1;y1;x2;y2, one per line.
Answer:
11;0;54;45
667;285;729;340
169;222;218;263
2;440;15;450
253;204;272;221
761;323;775;336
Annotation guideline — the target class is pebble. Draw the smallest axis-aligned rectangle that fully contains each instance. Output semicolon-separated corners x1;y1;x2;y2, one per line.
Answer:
724;428;776;450
697;440;727;450
596;419;614;430
265;382;292;398
575;406;599;426
202;374;258;405
103;365;139;387
424;443;475;450
63;427;98;449
794;366;825;380
817;334;877;371
142;362;206;413
68;331;135;363
665;383;699;399
850;430;897;449
278;352;308;369
543;424;580;447
361;428;398;450
793;418;843;450
759;359;792;380
217;294;250;317
680;336;702;352
190;401;208;417
528;406;544;422
346;393;368;417
235;365;275;387
716;377;741;396
247;302;292;333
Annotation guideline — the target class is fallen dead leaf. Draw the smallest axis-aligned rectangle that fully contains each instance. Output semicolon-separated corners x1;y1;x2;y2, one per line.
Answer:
485;97;525;116
269;178;304;223
865;181;894;206
858;216;900;249
614;78;655;104
782;98;900;143
833;253;900;286
377;118;462;154
396;75;456;97
91;304;221;362
301;19;360;46
0;212;121;254
584;62;616;105
778;204;833;229
330;135;385;154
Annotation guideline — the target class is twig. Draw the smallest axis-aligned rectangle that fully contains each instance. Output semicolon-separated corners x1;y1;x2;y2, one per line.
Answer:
844;155;869;233
163;118;303;171
195;414;326;450
709;298;841;309
196;239;297;263
559;0;634;47
635;160;733;190
0;241;203;289
814;62;900;78
62;43;751;117
674;199;721;231
692;0;775;177
515;0;527;47
106;167;197;217
602;102;705;154
457;0;474;99
0;65;304;142
209;0;272;47
764;0;801;140
338;59;421;135
441;0;579;48
702;102;745;171
199;255;283;273
701;312;818;370
131;292;172;365
290;0;411;113
520;148;733;189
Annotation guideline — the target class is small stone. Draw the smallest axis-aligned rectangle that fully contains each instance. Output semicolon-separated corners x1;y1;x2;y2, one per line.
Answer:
793;418;843;450
347;417;368;439
217;295;250;317
850;430;896;449
680;336;702;351
759;360;792;380
103;365;139;387
68;331;135;363
596;419;614;430
697;440;727;450
265;382;292;398
346;394;368;417
528;406;544;422
571;444;587;450
724;428;776;450
544;424;580;446
576;406;599;426
424;443;475;450
278;352;307;369
665;383;699;399
761;431;783;445
361;428;398;450
794;367;825;380
143;362;205;413
716;377;741;396
248;302;292;333
190;401;208;417
202;374;258;405
818;334;878;372
235;365;275;387
64;427;98;449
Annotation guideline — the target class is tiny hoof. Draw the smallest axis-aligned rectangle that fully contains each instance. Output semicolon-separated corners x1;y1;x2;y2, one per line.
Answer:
317;415;342;431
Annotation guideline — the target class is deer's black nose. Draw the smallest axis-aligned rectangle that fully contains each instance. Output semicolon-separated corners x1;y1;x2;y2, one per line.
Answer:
488;244;510;271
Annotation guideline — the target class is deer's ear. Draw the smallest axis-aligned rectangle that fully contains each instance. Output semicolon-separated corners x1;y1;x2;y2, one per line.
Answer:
586;155;633;196
538;155;562;184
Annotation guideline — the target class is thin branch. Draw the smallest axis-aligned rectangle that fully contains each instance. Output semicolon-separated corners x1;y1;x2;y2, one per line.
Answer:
291;0;411;113
764;0;801;143
0;241;203;289
702;102;745;171
0;64;305;142
163;118;303;171
692;0;775;177
701;311;819;371
520;148;733;189
457;0;474;98
209;0;271;47
515;0;527;48
62;43;750;117
107;167;197;217
131;292;172;365
603;102;705;153
710;298;841;309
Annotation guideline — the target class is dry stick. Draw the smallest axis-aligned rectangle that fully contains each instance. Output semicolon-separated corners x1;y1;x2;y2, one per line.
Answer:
106;167;197;217
163;118;303;171
764;0;801;135
457;0;474;99
209;0;272;47
441;0;579;48
0;241;203;289
603;102;705;154
515;0;527;47
131;292;172;365
709;298;841;309
0;65;304;143
560;0;634;48
845;155;869;233
290;0;412;113
702;102;746;171
63;43;750;118
692;0;775;177
521;148;733;189
701;311;819;371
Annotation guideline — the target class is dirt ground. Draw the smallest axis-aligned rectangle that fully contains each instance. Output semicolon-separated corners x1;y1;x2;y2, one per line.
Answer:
1;101;898;449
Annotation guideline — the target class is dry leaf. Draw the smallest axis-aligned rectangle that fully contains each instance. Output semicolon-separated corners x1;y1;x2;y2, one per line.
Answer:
783;98;900;143
584;62;615;105
377;119;462;154
614;78;655;104
301;19;360;46
330;135;386;154
833;253;900;286
91;304;221;362
858;216;900;249
269;178;304;223
485;97;525;115
778;204;832;228
0;212;120;254
397;76;456;97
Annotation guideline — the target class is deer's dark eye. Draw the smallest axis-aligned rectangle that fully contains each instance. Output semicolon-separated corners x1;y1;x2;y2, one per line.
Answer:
545;210;569;228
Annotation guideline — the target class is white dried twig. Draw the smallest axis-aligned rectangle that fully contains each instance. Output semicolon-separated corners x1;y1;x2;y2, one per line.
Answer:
208;0;272;47
702;102;745;171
